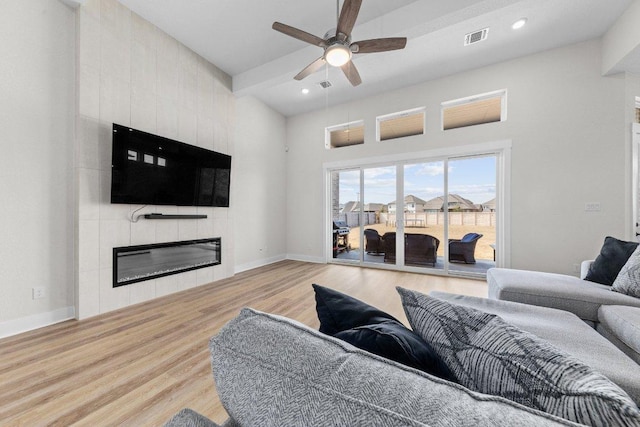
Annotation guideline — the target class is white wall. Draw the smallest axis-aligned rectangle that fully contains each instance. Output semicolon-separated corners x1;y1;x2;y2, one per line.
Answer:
625;72;640;236
75;0;236;319
602;0;640;75
285;39;628;275
233;97;288;272
0;0;76;336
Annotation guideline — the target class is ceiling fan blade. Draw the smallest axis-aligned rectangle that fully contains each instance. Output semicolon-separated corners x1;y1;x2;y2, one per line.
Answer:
294;56;326;80
337;0;362;37
272;22;326;47
341;61;362;87
352;37;407;54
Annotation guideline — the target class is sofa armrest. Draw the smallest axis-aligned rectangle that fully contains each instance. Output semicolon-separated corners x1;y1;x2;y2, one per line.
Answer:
580;260;595;280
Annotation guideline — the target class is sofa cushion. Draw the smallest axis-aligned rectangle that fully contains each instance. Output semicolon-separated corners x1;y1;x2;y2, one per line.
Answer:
598;305;640;364
313;284;453;380
163;408;222;427
585;236;638;285
487;268;640;324
312;284;453;379
397;287;640;427
431;291;640;405
612;246;640;298
210;308;580;427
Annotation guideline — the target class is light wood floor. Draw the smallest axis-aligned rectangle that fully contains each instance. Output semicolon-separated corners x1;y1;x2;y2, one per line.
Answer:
0;260;487;426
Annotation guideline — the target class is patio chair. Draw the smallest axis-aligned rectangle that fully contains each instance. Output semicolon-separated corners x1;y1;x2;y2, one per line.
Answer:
449;233;483;264
405;233;439;267
364;229;384;255
382;232;396;263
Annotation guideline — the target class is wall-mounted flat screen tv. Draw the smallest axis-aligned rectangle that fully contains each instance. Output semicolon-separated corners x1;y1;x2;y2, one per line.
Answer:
110;123;231;207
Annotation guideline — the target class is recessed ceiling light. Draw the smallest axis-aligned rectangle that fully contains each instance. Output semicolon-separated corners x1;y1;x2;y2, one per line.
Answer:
512;18;527;30
301;88;309;94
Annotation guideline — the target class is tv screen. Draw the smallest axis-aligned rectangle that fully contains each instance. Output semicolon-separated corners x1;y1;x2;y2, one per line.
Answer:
110;123;231;207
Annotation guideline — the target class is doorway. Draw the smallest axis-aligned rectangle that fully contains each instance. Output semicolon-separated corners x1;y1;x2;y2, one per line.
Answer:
328;146;506;277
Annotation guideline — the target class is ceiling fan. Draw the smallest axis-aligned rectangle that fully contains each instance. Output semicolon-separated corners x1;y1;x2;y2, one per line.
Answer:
272;0;407;86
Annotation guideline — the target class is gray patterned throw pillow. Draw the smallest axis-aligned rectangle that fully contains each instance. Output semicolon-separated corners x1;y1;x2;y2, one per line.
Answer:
397;287;640;427
612;245;640;298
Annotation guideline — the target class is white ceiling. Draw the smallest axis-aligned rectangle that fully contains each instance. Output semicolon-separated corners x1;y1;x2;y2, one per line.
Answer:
117;0;634;116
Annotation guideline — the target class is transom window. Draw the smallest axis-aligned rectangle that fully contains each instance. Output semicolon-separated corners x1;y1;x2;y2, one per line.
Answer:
325;120;365;149
442;90;507;130
376;107;425;141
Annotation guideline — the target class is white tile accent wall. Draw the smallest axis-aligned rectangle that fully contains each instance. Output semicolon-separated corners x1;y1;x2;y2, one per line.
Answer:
76;0;235;319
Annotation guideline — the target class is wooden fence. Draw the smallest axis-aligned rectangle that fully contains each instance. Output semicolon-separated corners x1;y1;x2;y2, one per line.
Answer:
335;212;377;228
381;211;495;227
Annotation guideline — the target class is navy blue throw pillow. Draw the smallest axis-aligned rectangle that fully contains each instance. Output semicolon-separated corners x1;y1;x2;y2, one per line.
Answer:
585;236;638;285
312;284;454;381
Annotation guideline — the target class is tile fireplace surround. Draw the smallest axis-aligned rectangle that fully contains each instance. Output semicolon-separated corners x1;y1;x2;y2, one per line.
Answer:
75;0;235;320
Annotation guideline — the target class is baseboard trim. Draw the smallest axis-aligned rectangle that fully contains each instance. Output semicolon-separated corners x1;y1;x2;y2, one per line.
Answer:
234;255;287;274
285;254;325;264
0;306;76;339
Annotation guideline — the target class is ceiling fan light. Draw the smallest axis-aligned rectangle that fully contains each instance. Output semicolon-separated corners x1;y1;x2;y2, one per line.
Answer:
325;44;352;67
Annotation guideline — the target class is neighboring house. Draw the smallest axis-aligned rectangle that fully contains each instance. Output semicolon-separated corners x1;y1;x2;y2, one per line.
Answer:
423;194;479;212
341;202;385;213
482;198;496;212
340;201;359;214
363;203;385;213
388;195;429;214
424;197;445;212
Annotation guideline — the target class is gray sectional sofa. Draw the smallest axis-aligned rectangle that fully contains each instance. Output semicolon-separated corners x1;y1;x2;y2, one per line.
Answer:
487;265;640;363
165;238;640;426
165;285;640;426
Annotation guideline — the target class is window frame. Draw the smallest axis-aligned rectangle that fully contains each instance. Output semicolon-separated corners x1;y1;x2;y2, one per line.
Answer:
323;139;512;275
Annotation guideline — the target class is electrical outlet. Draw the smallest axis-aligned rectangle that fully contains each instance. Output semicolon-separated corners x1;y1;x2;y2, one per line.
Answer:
32;287;46;299
585;202;601;212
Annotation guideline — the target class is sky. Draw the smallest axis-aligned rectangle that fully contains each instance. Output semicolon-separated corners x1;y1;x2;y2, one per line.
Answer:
338;155;496;206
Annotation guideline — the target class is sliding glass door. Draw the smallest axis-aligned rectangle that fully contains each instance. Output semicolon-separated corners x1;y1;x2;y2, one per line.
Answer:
362;166;397;266
402;161;445;272
329;151;501;277
330;169;359;263
330;167;397;265
447;156;497;275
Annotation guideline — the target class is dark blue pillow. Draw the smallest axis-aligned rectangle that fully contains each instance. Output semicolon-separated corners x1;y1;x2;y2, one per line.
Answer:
312;284;454;381
585;236;639;285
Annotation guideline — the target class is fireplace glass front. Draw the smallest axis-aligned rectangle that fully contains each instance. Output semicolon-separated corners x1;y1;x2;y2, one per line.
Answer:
113;238;221;287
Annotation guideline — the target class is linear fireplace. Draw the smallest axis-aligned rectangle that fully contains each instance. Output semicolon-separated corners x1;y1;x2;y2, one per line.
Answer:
113;238;221;287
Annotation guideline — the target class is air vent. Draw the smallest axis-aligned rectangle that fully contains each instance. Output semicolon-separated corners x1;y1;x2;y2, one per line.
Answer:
464;28;489;46
319;80;332;89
